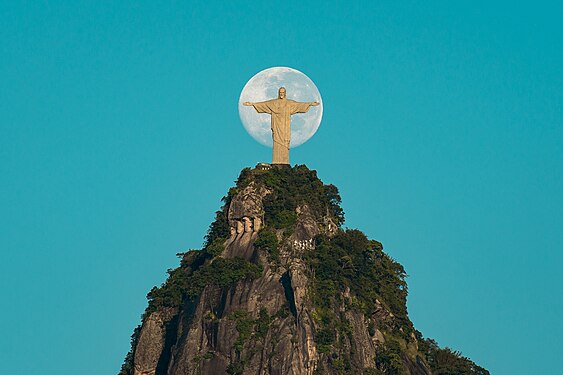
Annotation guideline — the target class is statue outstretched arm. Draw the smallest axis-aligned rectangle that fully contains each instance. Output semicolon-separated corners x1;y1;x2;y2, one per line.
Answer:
291;101;320;114
242;100;274;114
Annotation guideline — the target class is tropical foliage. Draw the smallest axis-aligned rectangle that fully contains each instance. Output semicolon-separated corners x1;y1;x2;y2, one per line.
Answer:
417;333;490;375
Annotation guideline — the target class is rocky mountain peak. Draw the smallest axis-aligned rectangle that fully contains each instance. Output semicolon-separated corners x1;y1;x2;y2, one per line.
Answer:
120;165;488;375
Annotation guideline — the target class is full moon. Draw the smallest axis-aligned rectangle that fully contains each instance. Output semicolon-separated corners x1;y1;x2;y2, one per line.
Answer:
239;67;323;148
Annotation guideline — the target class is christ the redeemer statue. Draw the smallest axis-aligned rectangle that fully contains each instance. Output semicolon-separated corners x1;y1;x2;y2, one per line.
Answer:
243;87;319;164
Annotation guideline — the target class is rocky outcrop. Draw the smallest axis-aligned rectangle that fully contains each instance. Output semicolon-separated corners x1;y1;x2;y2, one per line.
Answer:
122;165;487;375
133;313;164;375
133;308;177;375
158;177;331;375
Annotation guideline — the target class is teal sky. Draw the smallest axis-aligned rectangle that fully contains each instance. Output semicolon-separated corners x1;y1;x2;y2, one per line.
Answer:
1;2;562;374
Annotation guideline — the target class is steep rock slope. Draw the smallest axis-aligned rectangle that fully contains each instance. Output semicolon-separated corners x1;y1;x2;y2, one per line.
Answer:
120;165;488;375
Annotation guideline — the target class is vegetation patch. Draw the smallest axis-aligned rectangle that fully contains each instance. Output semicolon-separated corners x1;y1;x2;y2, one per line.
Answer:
375;335;405;375
227;308;274;374
255;308;272;339
230;310;255;353
237;165;345;231
229;308;273;350
305;229;412;340
118;325;141;375
146;254;262;315
193;351;215;363
416;333;490;375
226;361;245;375
254;228;280;267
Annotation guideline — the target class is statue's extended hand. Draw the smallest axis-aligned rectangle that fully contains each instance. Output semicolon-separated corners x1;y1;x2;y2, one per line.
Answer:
243;102;252;106
311;102;320;106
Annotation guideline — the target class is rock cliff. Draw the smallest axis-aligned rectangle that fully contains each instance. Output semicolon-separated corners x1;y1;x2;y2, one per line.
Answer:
120;165;488;375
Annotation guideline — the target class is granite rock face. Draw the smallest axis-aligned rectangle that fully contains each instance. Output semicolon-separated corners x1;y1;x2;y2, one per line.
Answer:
133;176;339;375
122;166;486;375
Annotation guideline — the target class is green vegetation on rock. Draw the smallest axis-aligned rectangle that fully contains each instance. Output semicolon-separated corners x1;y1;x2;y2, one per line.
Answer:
230;310;255;353
254;228;280;267
416;334;490;375
120;248;262;375
237;165;345;231
306;230;411;337
118;325;141;375
146;254;262;315
228;308;274;374
121;165;488;375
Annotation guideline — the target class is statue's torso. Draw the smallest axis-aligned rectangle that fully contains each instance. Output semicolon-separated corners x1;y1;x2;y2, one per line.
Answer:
269;99;295;116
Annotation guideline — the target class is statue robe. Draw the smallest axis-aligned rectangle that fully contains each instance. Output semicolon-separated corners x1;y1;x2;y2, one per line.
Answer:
250;99;314;164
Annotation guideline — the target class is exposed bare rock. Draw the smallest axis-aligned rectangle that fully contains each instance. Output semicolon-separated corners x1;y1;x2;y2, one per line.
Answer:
133;313;164;375
133;309;177;375
228;182;270;229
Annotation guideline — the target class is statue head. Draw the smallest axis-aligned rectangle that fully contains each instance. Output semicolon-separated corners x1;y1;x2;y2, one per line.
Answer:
278;87;286;99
